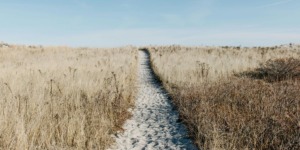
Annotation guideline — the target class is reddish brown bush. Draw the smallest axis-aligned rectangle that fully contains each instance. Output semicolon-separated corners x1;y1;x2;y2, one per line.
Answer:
239;58;300;82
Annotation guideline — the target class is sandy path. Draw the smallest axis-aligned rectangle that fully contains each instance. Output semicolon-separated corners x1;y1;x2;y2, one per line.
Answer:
109;50;197;150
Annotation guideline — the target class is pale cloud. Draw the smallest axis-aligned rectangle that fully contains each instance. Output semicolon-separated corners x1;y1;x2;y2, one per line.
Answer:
257;0;294;8
188;0;215;19
3;27;299;47
50;28;300;47
161;14;184;25
160;0;216;26
209;32;300;40
72;0;90;9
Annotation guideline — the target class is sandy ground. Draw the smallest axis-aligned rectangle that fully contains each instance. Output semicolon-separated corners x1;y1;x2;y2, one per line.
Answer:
109;50;197;150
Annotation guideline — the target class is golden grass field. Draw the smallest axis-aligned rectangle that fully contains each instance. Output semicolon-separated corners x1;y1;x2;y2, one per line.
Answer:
149;45;300;149
0;42;299;150
0;44;137;149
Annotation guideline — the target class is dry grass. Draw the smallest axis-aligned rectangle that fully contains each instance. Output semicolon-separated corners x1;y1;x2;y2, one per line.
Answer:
149;45;300;149
0;43;137;149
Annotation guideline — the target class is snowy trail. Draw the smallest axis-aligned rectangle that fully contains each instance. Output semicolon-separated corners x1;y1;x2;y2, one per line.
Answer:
109;50;197;150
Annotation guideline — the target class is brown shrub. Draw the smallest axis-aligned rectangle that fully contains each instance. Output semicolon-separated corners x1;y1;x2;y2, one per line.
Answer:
239;58;300;82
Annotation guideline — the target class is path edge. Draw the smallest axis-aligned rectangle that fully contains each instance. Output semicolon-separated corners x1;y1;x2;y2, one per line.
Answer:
138;48;198;149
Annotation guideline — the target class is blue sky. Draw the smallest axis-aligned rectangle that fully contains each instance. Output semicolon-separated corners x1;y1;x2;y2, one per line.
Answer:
0;0;299;47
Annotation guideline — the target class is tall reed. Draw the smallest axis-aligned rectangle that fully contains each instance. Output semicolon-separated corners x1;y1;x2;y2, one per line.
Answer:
0;44;137;149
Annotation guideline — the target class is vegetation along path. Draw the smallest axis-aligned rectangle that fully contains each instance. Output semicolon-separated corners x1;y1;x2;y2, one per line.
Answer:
109;50;197;150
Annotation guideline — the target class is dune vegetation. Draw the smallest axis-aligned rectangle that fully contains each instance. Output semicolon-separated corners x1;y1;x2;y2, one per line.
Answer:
0;43;137;149
1;42;299;149
149;45;300;149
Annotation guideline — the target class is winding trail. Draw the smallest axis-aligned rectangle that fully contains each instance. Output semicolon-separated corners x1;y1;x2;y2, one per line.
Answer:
109;50;197;150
